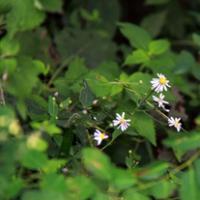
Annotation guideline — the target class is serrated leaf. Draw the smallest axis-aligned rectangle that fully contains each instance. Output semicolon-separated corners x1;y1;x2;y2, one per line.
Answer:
119;22;152;50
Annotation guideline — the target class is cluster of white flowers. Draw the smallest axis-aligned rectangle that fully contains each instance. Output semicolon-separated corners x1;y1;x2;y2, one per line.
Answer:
93;73;183;146
93;112;131;146
151;73;182;132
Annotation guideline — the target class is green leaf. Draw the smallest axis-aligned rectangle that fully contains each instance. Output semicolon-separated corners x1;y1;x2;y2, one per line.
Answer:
141;11;167;37
7;56;45;98
37;0;63;12
41;173;66;193
127;72;152;103
111;168;136;190
20;149;48;170
148;39;170;56
123;189;150;200
5;0;45;37
66;176;96;200
146;180;175;199
125;49;149;65
175;50;195;74
79;80;95;107
0;58;17;75
0;36;20;56
132;111;156;145
82;148;113;181
119;23;152;50
136;161;169;180
42;159;65;173
164;132;200;159
86;72;122;97
192;33;200;47
180;167;200;200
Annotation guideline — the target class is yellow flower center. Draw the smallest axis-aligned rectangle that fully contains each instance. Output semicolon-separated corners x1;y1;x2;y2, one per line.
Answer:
120;118;125;124
159;77;167;85
100;133;106;139
174;120;179;128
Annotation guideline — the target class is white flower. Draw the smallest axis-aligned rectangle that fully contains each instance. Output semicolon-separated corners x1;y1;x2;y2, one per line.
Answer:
152;93;169;112
93;129;108;146
151;73;170;93
113;112;131;132
168;117;182;132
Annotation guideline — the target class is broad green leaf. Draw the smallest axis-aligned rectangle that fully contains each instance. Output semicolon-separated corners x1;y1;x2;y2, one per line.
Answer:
141;11;167;37
0;36;19;56
7;56;45;98
127;72;152;103
86;72;122;97
0;177;24;199
148;39;170;56
0;58;17;75
66;176;96;200
20;149;48;170
82;148;113;181
180;167;200;200
136;161;169;180
146;180;175;198
111;168;136;190
119;23;152;50
93;193;109;200
132;111;156;145
41;173;66;193
164;132;200;159
26;134;47;152
5;0;45;37
123;189;149;200
42;159;66;173
125;49;149;65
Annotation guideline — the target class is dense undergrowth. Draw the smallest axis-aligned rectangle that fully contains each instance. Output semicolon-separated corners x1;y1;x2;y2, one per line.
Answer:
0;0;200;199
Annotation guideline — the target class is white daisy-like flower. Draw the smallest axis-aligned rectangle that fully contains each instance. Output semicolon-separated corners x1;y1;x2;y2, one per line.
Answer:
113;112;131;132
152;93;169;112
151;73;170;93
168;117;182;132
93;129;108;146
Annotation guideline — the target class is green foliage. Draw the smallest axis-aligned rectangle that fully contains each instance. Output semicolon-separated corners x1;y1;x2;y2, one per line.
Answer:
0;0;200;199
